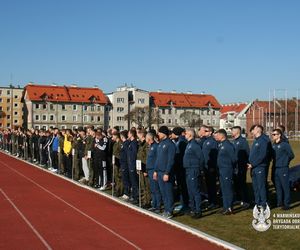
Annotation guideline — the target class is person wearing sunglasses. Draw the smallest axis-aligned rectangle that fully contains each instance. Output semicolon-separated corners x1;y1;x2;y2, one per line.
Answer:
271;129;294;210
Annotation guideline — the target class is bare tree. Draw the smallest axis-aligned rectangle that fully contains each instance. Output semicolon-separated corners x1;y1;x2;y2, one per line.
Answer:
124;106;162;129
179;110;202;128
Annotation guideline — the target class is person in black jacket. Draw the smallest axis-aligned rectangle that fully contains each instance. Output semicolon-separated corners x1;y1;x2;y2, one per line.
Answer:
93;131;108;190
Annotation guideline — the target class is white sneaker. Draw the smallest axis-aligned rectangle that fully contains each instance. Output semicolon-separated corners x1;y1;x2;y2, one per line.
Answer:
99;186;107;191
51;169;58;173
48;167;53;171
120;194;129;200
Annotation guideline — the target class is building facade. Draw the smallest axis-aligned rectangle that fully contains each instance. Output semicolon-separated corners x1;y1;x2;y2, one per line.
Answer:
0;86;24;128
150;91;221;130
107;85;149;130
23;84;109;130
220;102;250;134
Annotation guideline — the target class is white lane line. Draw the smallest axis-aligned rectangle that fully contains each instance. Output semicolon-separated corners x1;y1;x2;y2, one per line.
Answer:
0;160;141;250
0;188;52;250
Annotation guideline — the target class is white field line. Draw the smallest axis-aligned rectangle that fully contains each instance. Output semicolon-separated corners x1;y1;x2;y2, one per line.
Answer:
0;188;52;250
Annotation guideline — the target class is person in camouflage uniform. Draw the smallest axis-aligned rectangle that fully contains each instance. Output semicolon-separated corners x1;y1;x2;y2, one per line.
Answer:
112;132;123;196
137;129;151;208
85;126;95;186
58;129;66;174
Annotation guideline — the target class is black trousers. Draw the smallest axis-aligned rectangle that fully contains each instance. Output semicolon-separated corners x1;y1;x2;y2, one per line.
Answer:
51;151;58;169
63;154;72;177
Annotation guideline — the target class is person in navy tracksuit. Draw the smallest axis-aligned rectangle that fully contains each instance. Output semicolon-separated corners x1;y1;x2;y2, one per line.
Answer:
215;129;236;215
127;129;139;204
248;125;269;210
231;126;250;207
153;126;176;219
271;129;294;210
171;127;189;214
201;127;218;209
146;132;161;213
183;129;205;218
120;130;131;200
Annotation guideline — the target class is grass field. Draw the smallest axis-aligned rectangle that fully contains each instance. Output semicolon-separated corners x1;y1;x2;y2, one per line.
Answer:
174;140;300;250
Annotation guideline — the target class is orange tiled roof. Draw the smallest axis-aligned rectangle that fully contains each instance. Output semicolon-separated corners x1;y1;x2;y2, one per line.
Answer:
220;103;247;114
150;92;221;109
24;84;108;104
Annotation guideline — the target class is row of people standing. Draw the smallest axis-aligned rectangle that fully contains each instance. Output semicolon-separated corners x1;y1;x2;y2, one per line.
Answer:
0;123;295;219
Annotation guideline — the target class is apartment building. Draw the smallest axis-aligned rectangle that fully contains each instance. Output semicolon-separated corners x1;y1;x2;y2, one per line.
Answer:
23;83;109;130
0;86;24;128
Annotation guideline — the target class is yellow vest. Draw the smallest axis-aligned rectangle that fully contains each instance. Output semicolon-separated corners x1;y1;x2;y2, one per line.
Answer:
63;134;72;155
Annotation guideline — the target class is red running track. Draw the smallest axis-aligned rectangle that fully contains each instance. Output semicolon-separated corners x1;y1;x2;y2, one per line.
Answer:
0;152;224;250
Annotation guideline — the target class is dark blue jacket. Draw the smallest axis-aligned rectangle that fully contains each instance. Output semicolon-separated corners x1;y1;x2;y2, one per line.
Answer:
127;139;138;170
197;137;207;149
120;140;130;168
183;139;205;170
272;140;294;168
173;136;187;173
249;134;269;168
217;139;236;170
154;138;176;174
202;136;218;169
146;142;158;170
232;136;249;168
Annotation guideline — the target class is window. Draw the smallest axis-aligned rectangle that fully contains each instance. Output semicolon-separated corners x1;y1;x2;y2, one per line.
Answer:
42;125;48;130
0;107;2;111
119;126;124;130
212;110;216;115
61;125;66;129
35;125;40;129
7;90;10;95
7;98;10;103
61;115;66;121
14;120;18;124
212;119;216;125
84;105;88;111
14;103;18;107
50;115;54;121
91;106;95;111
50;104;54;110
7;123;10;127
35;103;39;109
7;107;10;111
168;109;171;114
83;115;88;122
168;119;172;124
117;98;125;103
7;115;10;119
175;119;177;124
97;116;101;122
138;98;145;104
72;125;78;130
73;115;77;122
14;111;17;115
35;115;40;121
117;116;124;121
91;116;94;122
42;104;47;109
0;98;2;102
73;104;77;111
162;109;165;114
161;119;165;124
42;115;47;121
207;120;210;125
62;104;66;110
97;105;101;111
117;107;124;112
14;95;18;99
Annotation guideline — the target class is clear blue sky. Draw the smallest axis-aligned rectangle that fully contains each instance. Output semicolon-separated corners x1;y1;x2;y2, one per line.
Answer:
1;0;300;103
